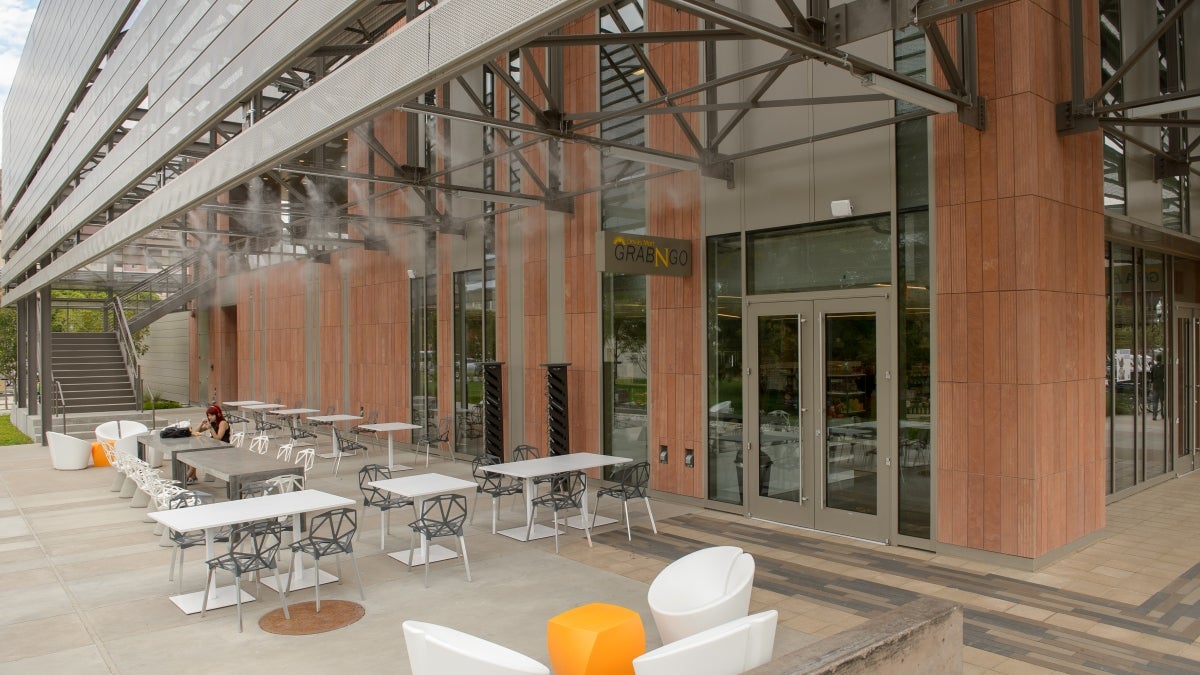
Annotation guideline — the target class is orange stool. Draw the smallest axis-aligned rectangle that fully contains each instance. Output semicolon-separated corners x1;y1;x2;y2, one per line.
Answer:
91;442;109;467
547;602;645;675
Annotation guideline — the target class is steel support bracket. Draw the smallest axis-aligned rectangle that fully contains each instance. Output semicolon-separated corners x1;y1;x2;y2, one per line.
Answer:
1056;100;1098;135
700;159;736;189
958;95;987;131
1154;156;1190;179
543;189;575;214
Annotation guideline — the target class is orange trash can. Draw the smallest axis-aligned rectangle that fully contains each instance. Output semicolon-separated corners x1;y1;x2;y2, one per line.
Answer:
547;602;645;675
91;442;109;467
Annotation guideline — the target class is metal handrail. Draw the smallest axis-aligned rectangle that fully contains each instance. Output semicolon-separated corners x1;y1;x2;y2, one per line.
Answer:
108;297;144;410
53;379;66;434
117;251;203;315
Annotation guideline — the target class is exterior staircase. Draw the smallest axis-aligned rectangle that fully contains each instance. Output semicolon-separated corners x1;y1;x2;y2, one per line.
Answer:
51;332;138;414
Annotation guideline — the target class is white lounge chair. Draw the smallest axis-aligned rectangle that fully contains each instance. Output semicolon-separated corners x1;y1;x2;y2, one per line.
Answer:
633;610;778;675
46;431;92;470
403;620;549;675
647;545;756;644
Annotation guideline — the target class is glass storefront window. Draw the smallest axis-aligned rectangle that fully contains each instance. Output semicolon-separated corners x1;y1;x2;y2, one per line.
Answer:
1144;252;1168;478
897;210;930;538
453;268;494;458
747;216;891;294
411;272;438;439
602;273;648;469
706;234;743;504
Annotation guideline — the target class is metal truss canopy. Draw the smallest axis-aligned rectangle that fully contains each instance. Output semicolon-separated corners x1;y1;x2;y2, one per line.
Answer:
3;0;997;306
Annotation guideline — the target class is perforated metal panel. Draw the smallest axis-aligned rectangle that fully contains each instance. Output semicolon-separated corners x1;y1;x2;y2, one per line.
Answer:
3;0;605;303
1;0;134;214
3;0;362;282
1;0;220;256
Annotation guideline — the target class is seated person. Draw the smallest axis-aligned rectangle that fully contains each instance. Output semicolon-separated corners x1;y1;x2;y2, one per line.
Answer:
187;405;231;484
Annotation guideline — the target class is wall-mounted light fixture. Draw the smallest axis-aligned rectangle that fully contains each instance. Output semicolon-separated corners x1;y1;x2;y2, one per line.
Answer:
861;73;958;114
830;199;853;217
684;449;695;468
659;445;669;464
406;269;417;280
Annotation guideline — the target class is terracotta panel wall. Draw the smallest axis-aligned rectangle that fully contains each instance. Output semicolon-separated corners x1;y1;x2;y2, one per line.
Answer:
934;1;1106;558
645;5;703;498
562;14;601;456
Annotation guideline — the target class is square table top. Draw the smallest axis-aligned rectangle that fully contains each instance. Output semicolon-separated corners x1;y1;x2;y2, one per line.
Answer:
148;489;353;533
176;446;295;480
482;452;632;479
369;473;477;499
271;408;320;416
241;403;285;411
222;400;263;407
137;433;231;454
360;422;421;433
307;414;362;423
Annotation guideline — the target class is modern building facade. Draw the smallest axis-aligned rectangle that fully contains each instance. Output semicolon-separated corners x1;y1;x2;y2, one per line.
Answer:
2;0;1196;566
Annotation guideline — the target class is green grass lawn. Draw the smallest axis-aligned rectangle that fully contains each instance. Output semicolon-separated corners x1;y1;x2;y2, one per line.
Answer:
0;415;33;445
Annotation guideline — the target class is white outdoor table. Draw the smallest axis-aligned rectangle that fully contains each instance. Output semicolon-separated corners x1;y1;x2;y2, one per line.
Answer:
270;407;320;416
482;453;632;541
368;473;477;565
241;403;285;411
222;400;263;407
148;490;354;613
306;414;363;458
359;422;420;471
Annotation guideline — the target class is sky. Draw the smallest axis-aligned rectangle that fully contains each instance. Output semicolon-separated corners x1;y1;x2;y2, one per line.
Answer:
0;0;38;169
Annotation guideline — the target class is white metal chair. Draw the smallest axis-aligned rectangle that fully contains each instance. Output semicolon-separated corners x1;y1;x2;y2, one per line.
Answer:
403;620;549;675
632;611;778;675
46;431;92;470
647;546;756;644
415;416;452;466
294;447;315;480
276;441;295;462
248;434;270;455
229;431;245;448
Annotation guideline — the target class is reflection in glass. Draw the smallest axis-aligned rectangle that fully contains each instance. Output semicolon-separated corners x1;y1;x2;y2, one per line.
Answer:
825;313;878;515
898;211;931;538
747;216;891;294
755;316;801;502
707;235;743;504
453;266;495;458
1144;252;1167;478
410;272;438;439
602;273;648;470
1111;244;1135;492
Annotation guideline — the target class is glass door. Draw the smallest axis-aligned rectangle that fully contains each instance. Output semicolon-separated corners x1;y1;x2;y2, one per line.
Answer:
746;297;891;542
1176;306;1200;473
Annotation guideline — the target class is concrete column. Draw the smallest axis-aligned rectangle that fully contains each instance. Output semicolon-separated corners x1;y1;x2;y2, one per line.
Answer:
39;288;53;442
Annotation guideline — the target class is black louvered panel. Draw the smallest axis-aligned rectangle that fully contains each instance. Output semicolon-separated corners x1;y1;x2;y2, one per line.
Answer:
483;361;504;460
544;362;570;456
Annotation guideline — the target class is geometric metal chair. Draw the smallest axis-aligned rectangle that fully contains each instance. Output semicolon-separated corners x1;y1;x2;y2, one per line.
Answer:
511;444;552;495
294;447;316;481
415;416;452;466
253;410;281;434
592;461;657;541
333;426;368;477
287;507;364;612
407;493;471;587
526;471;592;554
248;434;270;455
285;414;317;443
201;521;291;632
469;455;522;534
357;464;414;549
166;491;229;593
